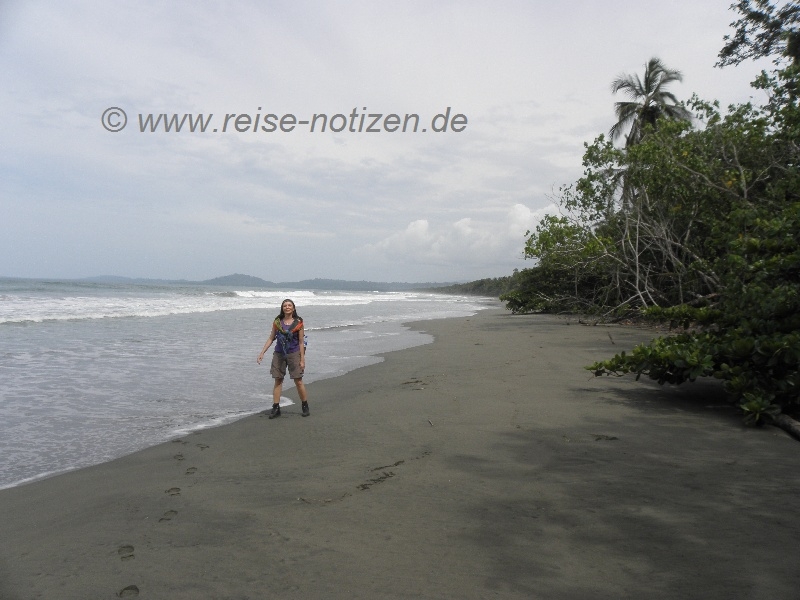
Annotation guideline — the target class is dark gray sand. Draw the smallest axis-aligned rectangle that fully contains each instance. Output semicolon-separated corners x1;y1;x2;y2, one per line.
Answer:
1;309;798;599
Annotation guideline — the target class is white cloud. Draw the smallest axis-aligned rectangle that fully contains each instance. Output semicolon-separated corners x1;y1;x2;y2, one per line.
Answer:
359;202;557;279
0;0;775;281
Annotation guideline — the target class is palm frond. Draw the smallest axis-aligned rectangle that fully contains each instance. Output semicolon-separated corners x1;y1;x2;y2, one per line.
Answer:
609;57;691;146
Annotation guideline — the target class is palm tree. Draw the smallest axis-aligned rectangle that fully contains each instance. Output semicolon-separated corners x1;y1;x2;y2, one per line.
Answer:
609;57;692;147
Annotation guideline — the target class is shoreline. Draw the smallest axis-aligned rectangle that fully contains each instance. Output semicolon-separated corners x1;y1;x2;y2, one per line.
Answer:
0;303;490;492
2;308;799;599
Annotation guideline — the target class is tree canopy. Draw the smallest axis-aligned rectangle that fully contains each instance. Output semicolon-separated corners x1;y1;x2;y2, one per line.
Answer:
717;0;800;67
501;2;800;426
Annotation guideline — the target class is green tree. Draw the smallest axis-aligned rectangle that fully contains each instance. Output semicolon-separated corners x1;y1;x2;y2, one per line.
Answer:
503;47;800;427
588;10;800;428
501;214;613;314
717;0;800;67
588;101;800;423
609;57;693;147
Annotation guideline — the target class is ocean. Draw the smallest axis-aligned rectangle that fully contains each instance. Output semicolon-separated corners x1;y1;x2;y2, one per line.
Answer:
0;279;495;490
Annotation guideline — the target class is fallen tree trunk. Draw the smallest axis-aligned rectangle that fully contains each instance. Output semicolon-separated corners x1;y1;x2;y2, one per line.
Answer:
773;413;800;441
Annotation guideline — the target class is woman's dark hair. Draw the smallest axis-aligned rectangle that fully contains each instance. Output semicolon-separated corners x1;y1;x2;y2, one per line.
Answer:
276;298;301;321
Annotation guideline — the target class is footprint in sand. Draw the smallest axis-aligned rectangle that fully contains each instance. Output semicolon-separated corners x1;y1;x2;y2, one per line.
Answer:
185;467;197;475
171;439;188;445
173;453;185;461
118;584;139;597
159;510;178;522
117;545;134;561
165;487;181;496
196;443;209;450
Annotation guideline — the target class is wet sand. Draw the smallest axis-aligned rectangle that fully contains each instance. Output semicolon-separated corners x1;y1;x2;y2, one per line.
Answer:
1;309;798;599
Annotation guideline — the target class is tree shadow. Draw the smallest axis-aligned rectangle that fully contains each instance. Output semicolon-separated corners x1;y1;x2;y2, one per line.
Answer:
589;374;742;424
443;377;800;598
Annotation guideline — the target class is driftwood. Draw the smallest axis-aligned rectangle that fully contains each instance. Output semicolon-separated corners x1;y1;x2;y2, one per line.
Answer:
773;414;800;441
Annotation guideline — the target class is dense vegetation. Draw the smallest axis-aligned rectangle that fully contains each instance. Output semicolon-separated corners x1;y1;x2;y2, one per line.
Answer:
424;273;522;297
501;0;799;426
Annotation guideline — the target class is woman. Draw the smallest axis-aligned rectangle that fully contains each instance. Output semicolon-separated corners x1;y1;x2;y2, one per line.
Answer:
257;299;310;418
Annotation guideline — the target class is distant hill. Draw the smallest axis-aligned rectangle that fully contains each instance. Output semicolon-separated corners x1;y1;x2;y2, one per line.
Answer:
202;273;275;287
75;274;465;291
420;275;518;297
277;278;460;292
80;275;191;285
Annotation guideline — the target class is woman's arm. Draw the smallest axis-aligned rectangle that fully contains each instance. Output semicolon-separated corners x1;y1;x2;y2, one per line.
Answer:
257;324;277;364
298;325;305;368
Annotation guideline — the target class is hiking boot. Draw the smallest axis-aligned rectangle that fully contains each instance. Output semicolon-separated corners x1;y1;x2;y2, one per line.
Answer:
301;402;310;417
268;405;281;419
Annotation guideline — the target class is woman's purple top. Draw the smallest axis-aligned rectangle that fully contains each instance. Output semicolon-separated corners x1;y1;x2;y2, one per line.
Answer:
274;319;302;355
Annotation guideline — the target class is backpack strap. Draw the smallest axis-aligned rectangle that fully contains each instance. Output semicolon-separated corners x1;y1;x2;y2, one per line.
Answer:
274;318;301;333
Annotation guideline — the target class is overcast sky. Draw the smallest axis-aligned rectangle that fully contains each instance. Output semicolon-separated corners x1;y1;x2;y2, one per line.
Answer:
0;1;773;283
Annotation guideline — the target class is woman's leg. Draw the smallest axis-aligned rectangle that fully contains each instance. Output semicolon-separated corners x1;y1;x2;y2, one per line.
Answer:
294;378;310;416
294;378;307;402
269;377;284;418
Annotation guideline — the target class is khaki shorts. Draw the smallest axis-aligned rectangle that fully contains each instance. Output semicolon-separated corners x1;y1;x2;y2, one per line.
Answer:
270;351;304;380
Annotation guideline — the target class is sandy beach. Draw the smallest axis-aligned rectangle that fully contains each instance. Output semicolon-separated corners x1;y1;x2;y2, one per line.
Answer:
1;308;798;600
